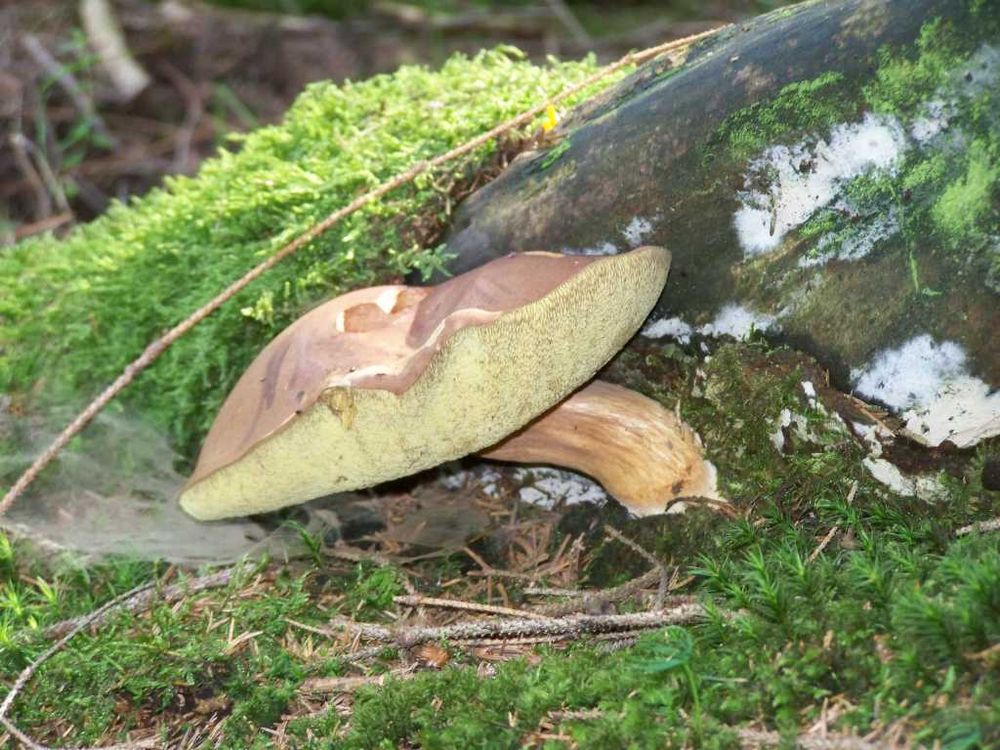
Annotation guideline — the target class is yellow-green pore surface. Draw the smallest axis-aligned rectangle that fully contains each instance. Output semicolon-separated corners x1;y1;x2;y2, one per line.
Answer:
179;247;669;520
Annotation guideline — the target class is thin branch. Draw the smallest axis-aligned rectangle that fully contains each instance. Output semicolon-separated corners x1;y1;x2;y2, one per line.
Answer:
603;524;671;609
19;33;116;147
1;715;50;750
37;565;242;641
392;594;550;621
738;728;885;750
330;604;705;649
543;0;592;47
0;24;725;518
808;480;858;563
532;568;665;617
298;671;416;695
79;0;151;101
2;566;229;749
956;516;1000;536
13;211;75;240
0;582;155;721
602;524;660;569
8;133;52;220
523;585;582;597
9;133;70;216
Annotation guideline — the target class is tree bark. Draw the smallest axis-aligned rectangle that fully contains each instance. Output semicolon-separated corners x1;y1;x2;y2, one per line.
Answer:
439;0;999;447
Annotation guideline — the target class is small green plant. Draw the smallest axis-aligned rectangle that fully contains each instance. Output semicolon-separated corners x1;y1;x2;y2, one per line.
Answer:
539;138;572;170
631;626;703;728
344;563;405;616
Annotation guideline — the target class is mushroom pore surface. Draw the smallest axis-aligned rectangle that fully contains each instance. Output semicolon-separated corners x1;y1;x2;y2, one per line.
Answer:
180;246;669;520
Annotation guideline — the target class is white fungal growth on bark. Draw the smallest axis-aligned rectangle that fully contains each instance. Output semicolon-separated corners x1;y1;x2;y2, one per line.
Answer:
733;113;907;256
850;334;1000;448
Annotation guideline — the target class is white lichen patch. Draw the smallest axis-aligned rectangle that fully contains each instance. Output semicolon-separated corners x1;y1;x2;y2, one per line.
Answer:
642;305;777;344
850;420;894;458
850;334;1000;448
769;408;794;452
622;216;654;248
440;464;606;509
963;45;1000;113
905;45;1000;148
769;405;843;453
798;205;900;268
862;457;947;501
641;316;693;343
910;99;954;144
563;241;619;256
699;303;777;340
439;464;504;496
734;113;907;256
512;467;608;509
801;380;818;409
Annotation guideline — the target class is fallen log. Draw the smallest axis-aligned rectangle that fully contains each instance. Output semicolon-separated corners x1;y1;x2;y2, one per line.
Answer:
440;0;1000;449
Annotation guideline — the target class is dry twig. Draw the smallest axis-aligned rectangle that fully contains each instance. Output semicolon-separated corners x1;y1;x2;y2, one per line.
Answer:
298;671;416;696
0;25;724;518
19;33;116;146
79;0;151;100
8;133;71;216
603;524;671;609
0;581;162;750
7;134;52;220
808;481;858;563
739;728;886;749
543;0;592;47
38;565;244;640
392;594;550;620
331;604;705;648
956;516;1000;536
532;568;667;617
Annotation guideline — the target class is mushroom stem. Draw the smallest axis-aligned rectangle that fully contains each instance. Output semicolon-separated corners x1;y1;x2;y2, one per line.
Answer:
480;380;721;516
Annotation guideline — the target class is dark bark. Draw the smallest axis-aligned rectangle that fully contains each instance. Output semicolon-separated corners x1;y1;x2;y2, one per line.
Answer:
437;0;999;447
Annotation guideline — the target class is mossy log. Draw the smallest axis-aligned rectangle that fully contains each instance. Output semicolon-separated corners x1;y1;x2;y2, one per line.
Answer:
441;0;1000;449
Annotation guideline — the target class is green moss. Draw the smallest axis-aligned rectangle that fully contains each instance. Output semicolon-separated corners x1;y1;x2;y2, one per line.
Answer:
797;208;840;240
332;511;999;748
2;342;998;746
712;71;852;163
538;137;572;170
864;18;964;117
903;152;949;191
0;49;619;462
728;15;1000;314
931;139;999;248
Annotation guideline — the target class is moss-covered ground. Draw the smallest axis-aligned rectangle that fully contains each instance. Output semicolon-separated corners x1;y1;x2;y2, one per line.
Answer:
1;340;996;748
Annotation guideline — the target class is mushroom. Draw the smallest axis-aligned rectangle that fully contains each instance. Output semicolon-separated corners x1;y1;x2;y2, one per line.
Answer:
481;380;720;516
179;246;671;520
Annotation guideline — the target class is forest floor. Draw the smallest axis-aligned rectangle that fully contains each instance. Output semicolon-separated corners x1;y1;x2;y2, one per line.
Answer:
2;339;997;748
1;1;997;748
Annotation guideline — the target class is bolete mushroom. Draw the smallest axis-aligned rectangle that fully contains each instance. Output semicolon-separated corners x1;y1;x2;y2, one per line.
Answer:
180;246;673;520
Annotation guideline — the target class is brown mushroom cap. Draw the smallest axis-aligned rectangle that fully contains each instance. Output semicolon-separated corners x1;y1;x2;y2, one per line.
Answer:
180;246;670;520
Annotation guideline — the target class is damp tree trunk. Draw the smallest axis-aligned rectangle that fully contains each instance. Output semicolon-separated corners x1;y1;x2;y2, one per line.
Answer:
439;0;999;450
